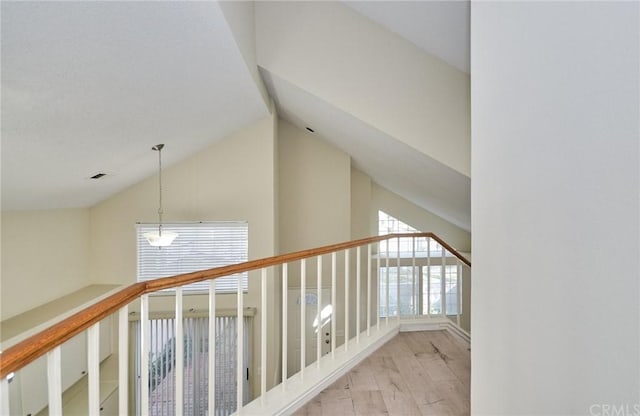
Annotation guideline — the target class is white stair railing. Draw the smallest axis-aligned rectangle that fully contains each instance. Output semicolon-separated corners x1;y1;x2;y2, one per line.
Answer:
0;233;470;416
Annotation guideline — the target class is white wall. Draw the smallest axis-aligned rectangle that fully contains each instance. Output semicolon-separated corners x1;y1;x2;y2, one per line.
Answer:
1;209;90;319
472;2;639;414
350;167;372;240
278;119;351;256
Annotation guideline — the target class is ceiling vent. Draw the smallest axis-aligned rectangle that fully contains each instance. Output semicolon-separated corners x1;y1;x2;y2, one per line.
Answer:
90;173;107;179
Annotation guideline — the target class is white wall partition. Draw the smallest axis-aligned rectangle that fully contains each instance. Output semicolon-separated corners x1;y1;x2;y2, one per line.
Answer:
472;2;640;414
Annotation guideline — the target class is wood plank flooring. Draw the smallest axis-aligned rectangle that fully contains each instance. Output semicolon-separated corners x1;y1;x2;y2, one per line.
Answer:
293;330;470;416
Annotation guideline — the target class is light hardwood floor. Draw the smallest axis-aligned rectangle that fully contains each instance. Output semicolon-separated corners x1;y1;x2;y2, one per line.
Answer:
293;330;470;416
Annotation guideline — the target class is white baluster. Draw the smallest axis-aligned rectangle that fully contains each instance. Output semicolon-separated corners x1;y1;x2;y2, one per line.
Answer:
317;255;322;367
377;241;381;330
47;346;63;416
385;240;390;326
331;253;337;358
237;274;244;410
88;323;100;416
0;376;9;416
301;259;306;377
119;306;128;415
441;245;447;317
457;261;462;327
397;237;401;321
209;280;216;416
175;287;184;414
344;249;350;351
427;238;431;316
356;246;361;343
282;264;288;386
141;294;150;416
261;268;267;404
367;243;372;336
412;236;417;318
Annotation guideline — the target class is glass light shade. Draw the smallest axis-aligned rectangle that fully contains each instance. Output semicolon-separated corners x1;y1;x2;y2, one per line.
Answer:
144;231;178;247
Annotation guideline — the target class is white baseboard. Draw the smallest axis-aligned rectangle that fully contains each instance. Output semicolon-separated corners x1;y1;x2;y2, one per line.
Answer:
236;317;469;415
238;323;399;415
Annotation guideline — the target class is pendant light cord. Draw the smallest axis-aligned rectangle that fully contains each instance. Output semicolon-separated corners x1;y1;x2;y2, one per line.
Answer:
153;144;165;237
158;147;163;236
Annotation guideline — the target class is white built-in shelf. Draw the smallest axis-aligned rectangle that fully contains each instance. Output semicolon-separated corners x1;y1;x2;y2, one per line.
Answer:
36;354;119;416
1;284;122;349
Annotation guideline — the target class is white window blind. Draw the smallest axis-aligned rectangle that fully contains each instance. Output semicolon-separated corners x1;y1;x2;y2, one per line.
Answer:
137;222;248;293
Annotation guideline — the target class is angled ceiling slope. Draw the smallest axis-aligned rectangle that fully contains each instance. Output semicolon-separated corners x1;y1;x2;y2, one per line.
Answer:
256;2;471;231
262;70;471;232
343;1;470;73
1;1;268;210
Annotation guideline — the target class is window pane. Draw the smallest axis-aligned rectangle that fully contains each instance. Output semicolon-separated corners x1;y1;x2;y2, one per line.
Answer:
137;222;248;293
422;265;460;315
379;266;418;317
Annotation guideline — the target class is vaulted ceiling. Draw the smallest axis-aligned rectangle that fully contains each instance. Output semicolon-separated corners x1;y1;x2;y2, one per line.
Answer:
1;1;470;230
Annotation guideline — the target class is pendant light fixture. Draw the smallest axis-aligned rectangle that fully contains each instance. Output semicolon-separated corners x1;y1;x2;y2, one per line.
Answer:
144;144;178;247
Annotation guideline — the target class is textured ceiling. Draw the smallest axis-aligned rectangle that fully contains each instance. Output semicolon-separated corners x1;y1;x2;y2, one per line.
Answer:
1;1;268;210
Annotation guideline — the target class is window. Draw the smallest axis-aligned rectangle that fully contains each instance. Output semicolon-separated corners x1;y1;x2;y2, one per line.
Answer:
137;222;248;293
377;211;461;317
378;210;418;235
378;210;434;254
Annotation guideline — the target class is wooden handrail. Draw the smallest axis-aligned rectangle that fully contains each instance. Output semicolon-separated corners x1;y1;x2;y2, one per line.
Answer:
0;232;469;378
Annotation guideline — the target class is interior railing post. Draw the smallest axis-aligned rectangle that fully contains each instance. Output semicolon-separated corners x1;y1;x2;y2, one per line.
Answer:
331;252;337;358
385;239;390;326
163;319;168;414
316;255;322;367
0;376;9;415
377;241;381;331
118;305;129;415
412;236;417;318
175;287;184;415
87;322;100;416
367;243;372;337
427;238;431;316
47;346;63;416
457;260;462;327
397;236;401;321
300;259;306;377
356;246;361;344
261;268;267;404
441;245;447;318
344;249;350;351
282;263;288;387
236;274;244;411
208;280;216;416
141;294;150;416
